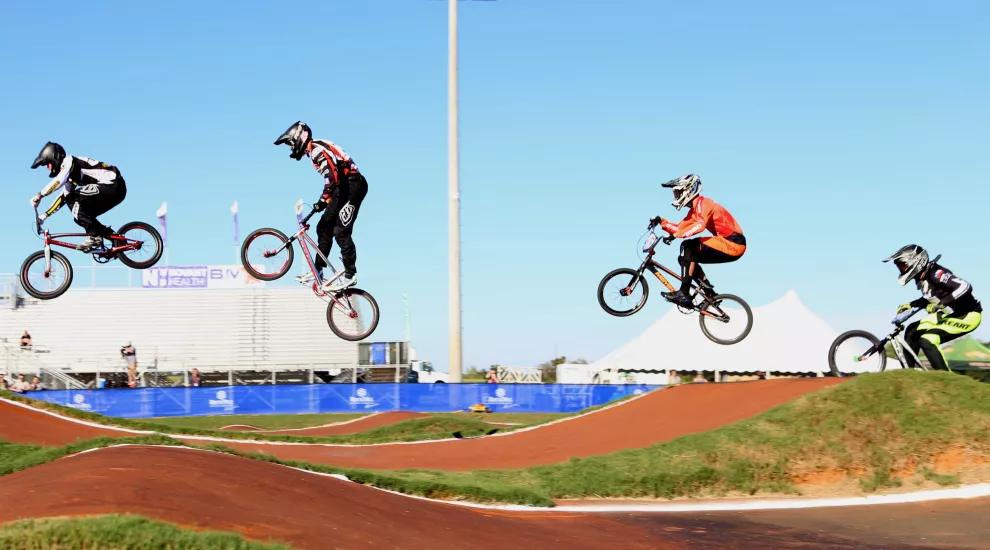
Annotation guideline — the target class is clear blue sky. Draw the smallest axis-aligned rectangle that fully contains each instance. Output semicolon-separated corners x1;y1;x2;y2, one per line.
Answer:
2;1;988;373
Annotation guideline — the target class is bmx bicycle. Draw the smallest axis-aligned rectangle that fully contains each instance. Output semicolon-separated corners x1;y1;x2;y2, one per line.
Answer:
597;221;753;345
239;205;380;341
19;206;163;300
827;306;930;377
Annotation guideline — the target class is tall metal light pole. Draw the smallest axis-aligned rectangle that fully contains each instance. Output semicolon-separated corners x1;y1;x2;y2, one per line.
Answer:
447;0;463;383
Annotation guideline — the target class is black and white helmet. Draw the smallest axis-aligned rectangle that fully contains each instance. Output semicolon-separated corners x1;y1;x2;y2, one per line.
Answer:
31;141;67;178
884;244;930;286
274;121;312;161
661;174;702;210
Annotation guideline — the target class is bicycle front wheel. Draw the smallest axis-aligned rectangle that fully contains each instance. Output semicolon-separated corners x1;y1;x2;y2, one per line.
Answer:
20;250;74;300
699;294;753;345
241;228;294;281
327;288;380;341
828;330;886;377
598;268;649;317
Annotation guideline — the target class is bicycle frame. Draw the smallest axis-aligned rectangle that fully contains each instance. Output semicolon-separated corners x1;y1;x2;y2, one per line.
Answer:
859;308;926;370
270;208;360;315
32;206;143;269
633;228;723;318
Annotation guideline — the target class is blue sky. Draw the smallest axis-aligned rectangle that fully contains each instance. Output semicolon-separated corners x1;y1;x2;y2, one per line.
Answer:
2;1;988;373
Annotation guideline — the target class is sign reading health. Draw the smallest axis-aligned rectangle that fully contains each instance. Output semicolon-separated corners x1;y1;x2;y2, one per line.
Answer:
141;265;265;289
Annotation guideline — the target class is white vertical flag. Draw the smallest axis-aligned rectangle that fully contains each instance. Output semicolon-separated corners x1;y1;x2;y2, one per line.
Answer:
231;201;239;246
156;202;168;247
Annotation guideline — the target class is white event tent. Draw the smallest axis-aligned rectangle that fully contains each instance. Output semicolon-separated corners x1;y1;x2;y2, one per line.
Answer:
586;290;857;382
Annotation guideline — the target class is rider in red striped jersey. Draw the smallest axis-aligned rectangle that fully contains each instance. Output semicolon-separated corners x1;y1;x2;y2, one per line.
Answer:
275;121;368;292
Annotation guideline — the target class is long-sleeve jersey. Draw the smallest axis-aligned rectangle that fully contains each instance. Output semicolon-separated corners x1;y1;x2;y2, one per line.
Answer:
910;264;982;315
309;139;359;193
659;195;743;239
37;155;121;216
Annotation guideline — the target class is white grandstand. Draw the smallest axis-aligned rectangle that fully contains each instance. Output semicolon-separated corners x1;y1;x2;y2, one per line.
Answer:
0;272;402;389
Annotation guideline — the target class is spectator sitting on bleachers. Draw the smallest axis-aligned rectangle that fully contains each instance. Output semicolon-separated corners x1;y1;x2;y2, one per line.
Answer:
19;330;31;351
31;376;45;391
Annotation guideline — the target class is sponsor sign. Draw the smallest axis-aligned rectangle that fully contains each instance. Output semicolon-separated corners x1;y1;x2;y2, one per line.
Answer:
141;265;264;289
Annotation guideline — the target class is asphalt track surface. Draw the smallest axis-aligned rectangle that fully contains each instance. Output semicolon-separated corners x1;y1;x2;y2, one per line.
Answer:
0;446;985;549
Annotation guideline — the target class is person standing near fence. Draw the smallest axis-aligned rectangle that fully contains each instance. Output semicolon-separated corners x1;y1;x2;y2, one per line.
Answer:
121;342;137;387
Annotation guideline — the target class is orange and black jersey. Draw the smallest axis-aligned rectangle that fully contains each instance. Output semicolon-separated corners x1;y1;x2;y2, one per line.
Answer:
660;195;743;239
310;139;360;189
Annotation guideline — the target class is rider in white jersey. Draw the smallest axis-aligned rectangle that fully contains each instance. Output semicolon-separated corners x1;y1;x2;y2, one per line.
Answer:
30;142;127;252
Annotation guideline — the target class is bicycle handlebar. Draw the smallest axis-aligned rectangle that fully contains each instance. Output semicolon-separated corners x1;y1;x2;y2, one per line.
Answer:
299;207;320;225
32;205;41;235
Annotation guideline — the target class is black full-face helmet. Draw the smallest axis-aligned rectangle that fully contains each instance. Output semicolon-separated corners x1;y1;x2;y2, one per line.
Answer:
31;142;66;178
274;121;313;160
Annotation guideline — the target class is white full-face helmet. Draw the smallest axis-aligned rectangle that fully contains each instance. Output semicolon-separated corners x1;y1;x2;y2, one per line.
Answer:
883;244;930;286
662;174;702;210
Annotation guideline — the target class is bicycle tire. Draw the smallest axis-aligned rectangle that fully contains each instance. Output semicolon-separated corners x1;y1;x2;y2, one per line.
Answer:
326;288;380;341
598;268;649;317
115;221;164;269
241;228;294;281
19;250;74;300
828;330;886;377
698;294;753;345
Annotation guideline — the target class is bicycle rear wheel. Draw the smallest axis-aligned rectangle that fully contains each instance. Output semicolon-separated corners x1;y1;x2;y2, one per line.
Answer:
698;294;753;345
327;288;380;341
20;250;73;300
115;221;163;269
598;268;649;317
241;228;294;281
828;330;886;377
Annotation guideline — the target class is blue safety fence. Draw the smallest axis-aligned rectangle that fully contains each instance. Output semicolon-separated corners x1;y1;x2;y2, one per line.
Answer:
23;383;664;418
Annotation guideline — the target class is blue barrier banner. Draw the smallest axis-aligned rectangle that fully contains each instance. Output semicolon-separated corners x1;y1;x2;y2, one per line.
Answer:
24;383;663;418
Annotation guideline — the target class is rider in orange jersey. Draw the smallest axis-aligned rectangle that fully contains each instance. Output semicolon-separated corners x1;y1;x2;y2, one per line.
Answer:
650;174;746;307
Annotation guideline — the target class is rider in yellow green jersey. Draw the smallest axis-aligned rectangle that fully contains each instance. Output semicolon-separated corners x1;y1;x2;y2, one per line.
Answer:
885;244;982;372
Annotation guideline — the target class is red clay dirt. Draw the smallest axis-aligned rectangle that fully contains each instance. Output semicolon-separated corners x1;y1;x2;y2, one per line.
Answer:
218;411;429;436
1;378;845;470
0;445;981;550
220;377;847;470
0;399;131;446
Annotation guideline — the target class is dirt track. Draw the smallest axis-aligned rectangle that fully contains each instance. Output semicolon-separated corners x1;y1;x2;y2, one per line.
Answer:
0;446;983;550
221;377;847;470
0;378;845;471
218;411;429;436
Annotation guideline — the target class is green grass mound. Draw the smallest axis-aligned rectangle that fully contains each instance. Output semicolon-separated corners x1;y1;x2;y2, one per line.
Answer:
0;515;292;550
380;370;990;501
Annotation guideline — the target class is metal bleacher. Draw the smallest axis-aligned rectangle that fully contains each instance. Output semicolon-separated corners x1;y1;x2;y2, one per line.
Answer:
0;276;362;387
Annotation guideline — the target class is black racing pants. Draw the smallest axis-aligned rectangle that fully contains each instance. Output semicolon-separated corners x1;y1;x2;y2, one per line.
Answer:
678;233;746;292
67;178;127;238
315;173;368;277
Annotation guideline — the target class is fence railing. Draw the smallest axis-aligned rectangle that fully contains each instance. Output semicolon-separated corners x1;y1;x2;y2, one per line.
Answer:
24;382;664;418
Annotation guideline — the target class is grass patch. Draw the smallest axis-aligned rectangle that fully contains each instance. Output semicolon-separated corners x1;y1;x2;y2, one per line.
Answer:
0;391;501;445
432;413;569;425
921;467;961;486
0;515;293;549
147;413;368;431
